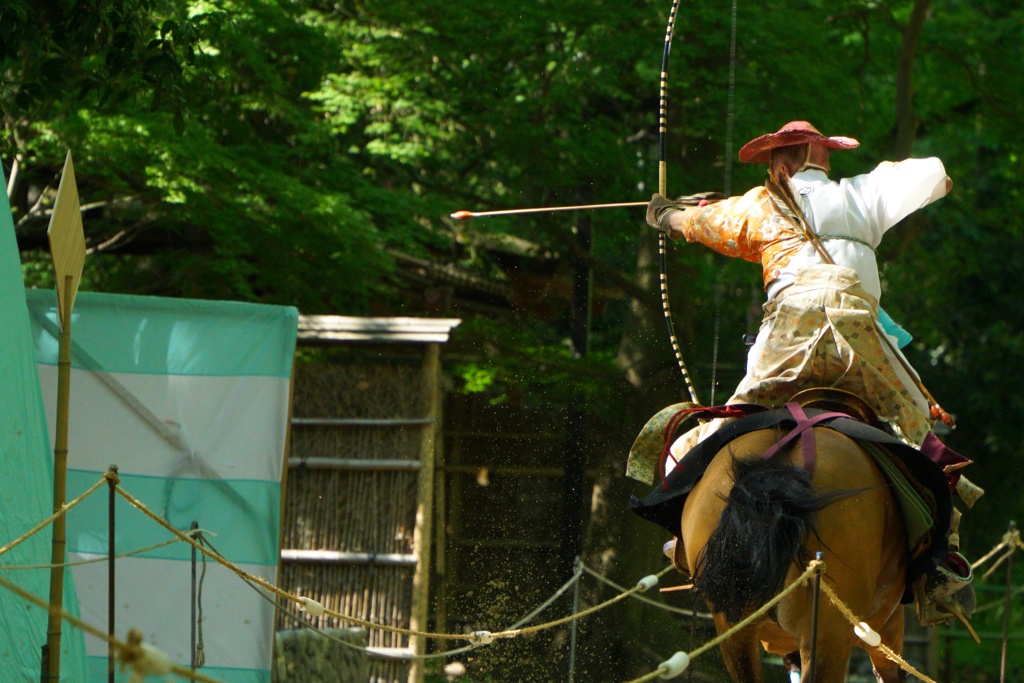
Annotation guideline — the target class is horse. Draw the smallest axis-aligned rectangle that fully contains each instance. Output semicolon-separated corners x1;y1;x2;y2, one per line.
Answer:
673;426;909;682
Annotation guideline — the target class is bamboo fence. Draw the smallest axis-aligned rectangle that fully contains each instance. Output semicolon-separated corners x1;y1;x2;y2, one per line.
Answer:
279;358;432;683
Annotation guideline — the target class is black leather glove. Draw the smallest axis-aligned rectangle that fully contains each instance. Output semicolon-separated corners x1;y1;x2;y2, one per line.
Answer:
646;193;679;233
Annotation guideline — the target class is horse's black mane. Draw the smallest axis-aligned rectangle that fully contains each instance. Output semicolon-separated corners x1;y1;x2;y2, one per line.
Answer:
693;455;860;623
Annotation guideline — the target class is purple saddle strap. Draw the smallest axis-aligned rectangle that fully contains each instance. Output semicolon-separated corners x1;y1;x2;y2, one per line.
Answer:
761;402;852;472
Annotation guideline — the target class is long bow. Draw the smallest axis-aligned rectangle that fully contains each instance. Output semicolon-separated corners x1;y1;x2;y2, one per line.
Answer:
657;0;701;405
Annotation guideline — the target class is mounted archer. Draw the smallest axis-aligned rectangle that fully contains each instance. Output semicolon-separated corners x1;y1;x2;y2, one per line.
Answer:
631;120;982;650
649;120;948;448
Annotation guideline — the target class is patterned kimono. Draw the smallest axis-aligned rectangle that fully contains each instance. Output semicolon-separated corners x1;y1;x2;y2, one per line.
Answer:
669;159;950;447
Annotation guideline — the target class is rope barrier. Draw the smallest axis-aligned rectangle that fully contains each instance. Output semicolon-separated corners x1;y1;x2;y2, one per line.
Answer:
971;539;1010;570
112;483;468;640
625;665;674;683
499;564;676;639
818;582;939;683
243;538;584;660
0;471;693;661
687;560;821;661
256;557;687;663
973;584;1024;615
270;561;589;662
622;544;1022;683
580;562;712;619
113;483;677;643
981;548;1017;582
621;559;824;683
2;470;1022;680
0;472;109;559
2;537;185;571
971;526;1024;572
0;572;226;683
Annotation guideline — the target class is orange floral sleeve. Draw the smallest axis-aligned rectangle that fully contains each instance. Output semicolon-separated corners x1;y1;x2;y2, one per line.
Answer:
672;186;807;287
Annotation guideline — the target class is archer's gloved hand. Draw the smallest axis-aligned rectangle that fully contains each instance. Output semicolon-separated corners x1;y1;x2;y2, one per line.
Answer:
646;193;679;234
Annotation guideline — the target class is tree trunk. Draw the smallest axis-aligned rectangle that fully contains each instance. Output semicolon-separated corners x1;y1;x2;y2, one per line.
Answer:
885;0;933;261
894;0;931;160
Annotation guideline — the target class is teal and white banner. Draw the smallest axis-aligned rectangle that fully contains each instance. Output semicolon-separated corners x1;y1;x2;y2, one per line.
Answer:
26;290;297;683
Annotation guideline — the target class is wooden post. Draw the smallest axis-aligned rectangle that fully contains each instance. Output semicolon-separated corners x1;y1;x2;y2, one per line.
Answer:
433;392;449;639
925;613;939;678
408;343;440;683
567;556;582;683
107;466;118;683
944;631;953;681
440;403;467;651
1000;521;1016;683
561;203;591;583
806;552;824;683
190;520;199;672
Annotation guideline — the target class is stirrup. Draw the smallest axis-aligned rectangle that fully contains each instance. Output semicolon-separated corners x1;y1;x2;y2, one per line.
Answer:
913;552;980;642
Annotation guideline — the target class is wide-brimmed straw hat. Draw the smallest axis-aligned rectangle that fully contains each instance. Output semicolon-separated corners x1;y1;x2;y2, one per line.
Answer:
738;121;859;164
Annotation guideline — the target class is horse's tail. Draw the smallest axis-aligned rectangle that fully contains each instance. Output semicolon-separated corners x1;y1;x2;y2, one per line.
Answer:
693;455;858;623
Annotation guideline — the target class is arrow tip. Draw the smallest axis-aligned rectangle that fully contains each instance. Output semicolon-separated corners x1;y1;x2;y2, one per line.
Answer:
450;210;473;220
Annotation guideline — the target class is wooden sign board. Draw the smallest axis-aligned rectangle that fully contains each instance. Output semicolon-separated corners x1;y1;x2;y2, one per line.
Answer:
46;152;86;329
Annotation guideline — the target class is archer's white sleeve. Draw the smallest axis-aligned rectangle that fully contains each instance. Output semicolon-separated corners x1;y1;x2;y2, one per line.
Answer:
844;157;950;234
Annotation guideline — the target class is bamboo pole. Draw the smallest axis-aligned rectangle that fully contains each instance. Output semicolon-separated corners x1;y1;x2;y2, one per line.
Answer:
42;151;85;682
44;275;74;681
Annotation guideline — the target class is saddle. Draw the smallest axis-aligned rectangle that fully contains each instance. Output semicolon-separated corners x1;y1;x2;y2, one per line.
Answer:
628;389;963;596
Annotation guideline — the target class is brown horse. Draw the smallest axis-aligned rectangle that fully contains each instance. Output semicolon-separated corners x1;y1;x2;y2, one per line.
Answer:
675;427;909;682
